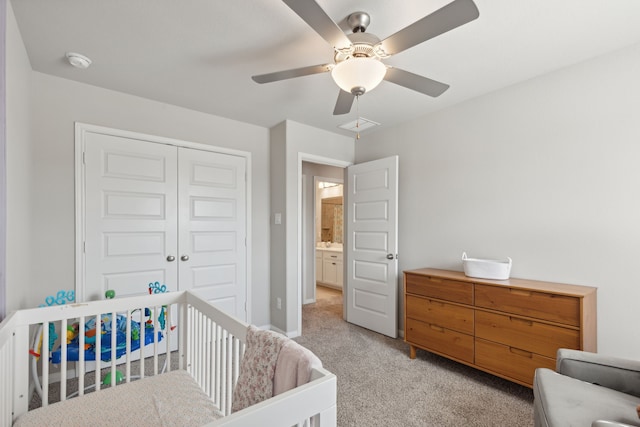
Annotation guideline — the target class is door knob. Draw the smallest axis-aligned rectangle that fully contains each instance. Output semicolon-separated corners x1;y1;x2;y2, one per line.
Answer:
181;255;190;261
386;254;395;260
166;255;175;262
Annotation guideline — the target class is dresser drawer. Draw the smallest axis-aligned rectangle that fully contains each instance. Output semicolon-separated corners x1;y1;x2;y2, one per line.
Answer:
405;273;473;305
475;339;556;386
323;251;343;262
406;318;474;363
475;311;580;358
475;284;580;326
406;295;474;335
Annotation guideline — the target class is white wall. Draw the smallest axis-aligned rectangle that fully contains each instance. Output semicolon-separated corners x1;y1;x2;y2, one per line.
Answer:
5;1;33;313
10;69;272;325
270;120;353;335
269;122;287;329
357;42;640;358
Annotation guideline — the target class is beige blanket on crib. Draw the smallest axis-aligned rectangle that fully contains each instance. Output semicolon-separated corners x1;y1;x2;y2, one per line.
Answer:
273;339;322;395
14;370;222;427
231;325;322;413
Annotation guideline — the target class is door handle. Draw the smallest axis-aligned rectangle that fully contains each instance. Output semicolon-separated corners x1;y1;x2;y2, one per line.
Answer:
386;254;395;260
166;255;175;262
181;255;190;262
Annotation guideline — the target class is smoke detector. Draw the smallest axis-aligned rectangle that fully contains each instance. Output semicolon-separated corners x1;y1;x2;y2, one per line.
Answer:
66;52;92;69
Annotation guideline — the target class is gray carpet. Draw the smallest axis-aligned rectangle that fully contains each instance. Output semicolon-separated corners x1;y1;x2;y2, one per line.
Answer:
295;287;534;427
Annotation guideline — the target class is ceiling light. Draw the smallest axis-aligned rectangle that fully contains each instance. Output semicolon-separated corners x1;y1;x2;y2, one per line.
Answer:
66;52;92;69
331;57;386;96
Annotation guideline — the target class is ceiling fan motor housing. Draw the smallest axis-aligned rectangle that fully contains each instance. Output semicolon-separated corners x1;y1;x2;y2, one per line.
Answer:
347;11;370;33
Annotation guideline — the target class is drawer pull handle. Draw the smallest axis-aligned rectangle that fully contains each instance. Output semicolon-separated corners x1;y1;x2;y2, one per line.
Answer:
509;347;532;358
428;277;442;283
509;289;532;297
430;325;445;333
510;317;533;326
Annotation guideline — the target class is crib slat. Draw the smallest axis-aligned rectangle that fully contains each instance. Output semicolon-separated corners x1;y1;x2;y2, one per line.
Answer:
125;310;132;383
109;311;117;387
206;316;212;397
95;314;103;392
153;305;159;376
214;323;221;407
165;304;172;373
41;321;49;406
226;330;233;416
139;309;145;380
198;310;205;387
178;302;187;371
60;318;68;401
78;316;85;396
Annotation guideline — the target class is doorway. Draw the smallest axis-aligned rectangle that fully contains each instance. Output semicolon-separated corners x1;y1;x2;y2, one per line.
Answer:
315;180;343;304
301;162;344;322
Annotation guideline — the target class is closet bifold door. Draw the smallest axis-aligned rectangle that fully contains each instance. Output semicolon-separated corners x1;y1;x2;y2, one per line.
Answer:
84;133;179;301
177;147;247;319
82;129;248;322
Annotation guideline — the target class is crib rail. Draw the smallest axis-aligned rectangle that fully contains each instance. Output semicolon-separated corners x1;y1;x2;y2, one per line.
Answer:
0;291;337;427
183;292;248;416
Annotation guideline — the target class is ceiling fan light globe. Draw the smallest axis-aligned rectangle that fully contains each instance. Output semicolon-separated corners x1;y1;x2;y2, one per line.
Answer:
331;57;386;95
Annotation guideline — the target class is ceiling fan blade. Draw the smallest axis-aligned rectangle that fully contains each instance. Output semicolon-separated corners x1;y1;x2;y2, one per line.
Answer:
282;0;351;49
333;90;355;115
252;64;331;84
379;0;479;56
384;67;450;97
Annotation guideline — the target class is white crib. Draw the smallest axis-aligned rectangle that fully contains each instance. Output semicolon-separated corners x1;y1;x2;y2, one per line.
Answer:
0;291;337;426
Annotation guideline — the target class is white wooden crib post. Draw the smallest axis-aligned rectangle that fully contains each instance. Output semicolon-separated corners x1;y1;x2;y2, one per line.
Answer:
12;323;30;421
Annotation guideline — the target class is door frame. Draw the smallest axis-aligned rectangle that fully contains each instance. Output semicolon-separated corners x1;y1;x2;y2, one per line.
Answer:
297;153;351;335
74;123;252;321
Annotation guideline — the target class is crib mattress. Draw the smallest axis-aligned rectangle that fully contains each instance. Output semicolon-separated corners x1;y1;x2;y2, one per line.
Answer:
14;370;223;427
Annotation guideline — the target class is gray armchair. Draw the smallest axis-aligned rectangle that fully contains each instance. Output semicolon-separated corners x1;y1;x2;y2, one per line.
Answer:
534;349;640;427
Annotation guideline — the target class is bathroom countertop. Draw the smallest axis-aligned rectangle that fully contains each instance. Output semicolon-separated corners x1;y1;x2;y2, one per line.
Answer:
316;246;343;253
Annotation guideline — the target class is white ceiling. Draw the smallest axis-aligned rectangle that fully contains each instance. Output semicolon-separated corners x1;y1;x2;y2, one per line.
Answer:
11;0;640;137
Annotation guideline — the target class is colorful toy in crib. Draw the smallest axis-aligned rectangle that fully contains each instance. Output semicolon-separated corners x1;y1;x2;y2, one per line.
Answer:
147;282;176;332
50;289;165;364
30;290;74;360
51;312;162;364
38;289;75;308
148;281;167;294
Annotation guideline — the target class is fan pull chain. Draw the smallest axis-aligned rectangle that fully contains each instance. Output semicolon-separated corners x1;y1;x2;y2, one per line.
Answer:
355;95;360;140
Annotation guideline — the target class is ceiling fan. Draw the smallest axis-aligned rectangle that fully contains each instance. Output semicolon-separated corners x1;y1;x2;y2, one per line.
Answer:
251;0;479;115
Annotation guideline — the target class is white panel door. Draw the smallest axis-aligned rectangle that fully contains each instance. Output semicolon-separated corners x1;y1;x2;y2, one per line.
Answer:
178;147;246;318
84;133;178;300
81;128;248;322
346;156;398;338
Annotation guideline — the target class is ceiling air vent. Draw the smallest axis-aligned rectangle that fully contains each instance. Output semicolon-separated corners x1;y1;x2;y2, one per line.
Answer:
338;117;380;133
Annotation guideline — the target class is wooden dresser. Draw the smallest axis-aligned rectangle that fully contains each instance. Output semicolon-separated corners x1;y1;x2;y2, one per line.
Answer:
404;268;597;388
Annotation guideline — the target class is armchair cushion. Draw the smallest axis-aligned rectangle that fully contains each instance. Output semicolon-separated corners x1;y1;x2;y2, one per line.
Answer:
534;368;640;427
557;349;640;398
